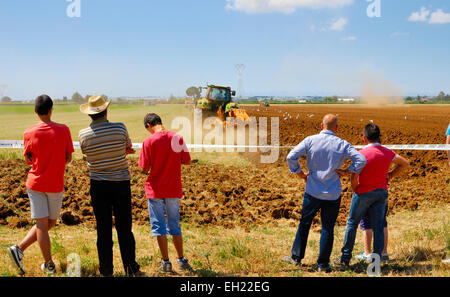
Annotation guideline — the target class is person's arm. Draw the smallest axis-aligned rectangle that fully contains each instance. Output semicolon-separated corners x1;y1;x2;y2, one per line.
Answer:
351;172;359;192
447;135;450;166
78;133;87;161
286;139;309;181
66;152;72;164
387;155;410;181
124;126;135;155
66;127;74;164
337;144;367;177
138;140;151;174
180;136;191;165
126;145;136;155
23;133;32;165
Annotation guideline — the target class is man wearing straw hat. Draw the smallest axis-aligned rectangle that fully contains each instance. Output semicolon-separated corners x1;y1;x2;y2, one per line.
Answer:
79;95;143;277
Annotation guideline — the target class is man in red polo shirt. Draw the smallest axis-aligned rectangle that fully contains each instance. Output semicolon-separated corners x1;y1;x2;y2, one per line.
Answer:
7;95;74;275
139;113;191;274
337;123;409;266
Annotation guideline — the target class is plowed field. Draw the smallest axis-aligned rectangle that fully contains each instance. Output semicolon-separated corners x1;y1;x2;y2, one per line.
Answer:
1;105;449;229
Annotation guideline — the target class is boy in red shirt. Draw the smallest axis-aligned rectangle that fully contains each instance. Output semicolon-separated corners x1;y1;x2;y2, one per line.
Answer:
337;123;409;266
7;95;74;275
139;113;192;274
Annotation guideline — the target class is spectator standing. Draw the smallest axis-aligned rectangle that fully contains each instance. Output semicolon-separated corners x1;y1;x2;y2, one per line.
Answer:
283;114;367;273
337;123;409;267
79;96;143;277
7;95;74;275
139;113;192;274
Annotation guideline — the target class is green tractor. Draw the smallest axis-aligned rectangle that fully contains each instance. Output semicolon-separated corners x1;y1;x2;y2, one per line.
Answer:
187;85;251;125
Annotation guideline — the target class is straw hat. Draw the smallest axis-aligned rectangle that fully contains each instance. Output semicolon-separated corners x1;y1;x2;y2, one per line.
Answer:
80;96;111;115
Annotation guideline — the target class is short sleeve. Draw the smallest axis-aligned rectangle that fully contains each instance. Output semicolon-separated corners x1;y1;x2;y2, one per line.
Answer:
390;149;397;162
66;127;74;154
180;136;191;164
78;131;85;154
122;124;132;147
23;131;31;156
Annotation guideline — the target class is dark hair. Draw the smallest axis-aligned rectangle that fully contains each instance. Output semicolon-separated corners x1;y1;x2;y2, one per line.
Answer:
144;113;162;128
89;110;107;121
363;123;381;143
35;95;53;115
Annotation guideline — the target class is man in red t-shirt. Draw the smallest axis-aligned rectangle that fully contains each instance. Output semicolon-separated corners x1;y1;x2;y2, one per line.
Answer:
139;113;191;274
338;123;409;266
7;95;74;275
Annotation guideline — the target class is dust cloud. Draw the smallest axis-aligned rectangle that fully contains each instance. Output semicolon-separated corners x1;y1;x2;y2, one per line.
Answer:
361;73;404;105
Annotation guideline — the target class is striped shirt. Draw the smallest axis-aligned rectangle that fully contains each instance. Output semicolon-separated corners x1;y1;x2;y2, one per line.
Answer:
79;118;131;181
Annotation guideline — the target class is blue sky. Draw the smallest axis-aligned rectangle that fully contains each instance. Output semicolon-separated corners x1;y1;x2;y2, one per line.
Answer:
0;0;449;99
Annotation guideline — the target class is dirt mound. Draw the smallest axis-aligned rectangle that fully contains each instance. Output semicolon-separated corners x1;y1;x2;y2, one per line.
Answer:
0;157;448;229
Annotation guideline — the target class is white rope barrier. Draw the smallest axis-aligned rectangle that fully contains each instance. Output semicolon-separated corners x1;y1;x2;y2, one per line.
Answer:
1;140;449;151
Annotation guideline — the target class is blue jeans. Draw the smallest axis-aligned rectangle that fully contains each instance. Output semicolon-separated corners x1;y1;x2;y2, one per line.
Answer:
341;189;388;262
291;193;341;268
147;198;182;236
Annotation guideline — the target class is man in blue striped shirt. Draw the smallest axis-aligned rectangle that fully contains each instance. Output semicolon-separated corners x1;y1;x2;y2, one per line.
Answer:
283;114;366;273
79;96;143;277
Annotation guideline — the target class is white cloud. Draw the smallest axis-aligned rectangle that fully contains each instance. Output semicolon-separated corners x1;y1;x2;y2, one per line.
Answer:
341;36;356;41
330;17;348;31
408;6;430;22
429;9;450;24
408;7;450;24
225;0;354;14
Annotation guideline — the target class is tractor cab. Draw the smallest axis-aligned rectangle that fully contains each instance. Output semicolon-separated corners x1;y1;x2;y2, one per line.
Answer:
206;86;233;104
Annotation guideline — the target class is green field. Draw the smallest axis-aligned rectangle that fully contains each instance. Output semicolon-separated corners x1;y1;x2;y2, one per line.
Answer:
0;104;191;143
0;103;251;166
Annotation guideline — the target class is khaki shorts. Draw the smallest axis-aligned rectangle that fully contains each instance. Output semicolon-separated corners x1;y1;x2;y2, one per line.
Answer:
27;189;64;220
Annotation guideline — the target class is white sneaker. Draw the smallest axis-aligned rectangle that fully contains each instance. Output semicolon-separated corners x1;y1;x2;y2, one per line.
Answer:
354;252;369;261
41;262;56;275
7;245;25;275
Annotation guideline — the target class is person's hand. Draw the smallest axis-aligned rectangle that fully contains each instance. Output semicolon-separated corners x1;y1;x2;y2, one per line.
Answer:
26;152;32;164
336;169;351;178
297;171;309;182
387;171;394;182
126;147;136;155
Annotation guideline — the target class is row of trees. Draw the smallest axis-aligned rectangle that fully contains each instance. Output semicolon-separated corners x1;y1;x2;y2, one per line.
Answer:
405;91;450;102
436;91;450;101
70;92;109;103
0;93;108;103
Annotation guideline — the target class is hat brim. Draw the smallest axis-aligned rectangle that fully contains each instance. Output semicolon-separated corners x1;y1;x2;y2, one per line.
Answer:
80;101;111;115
